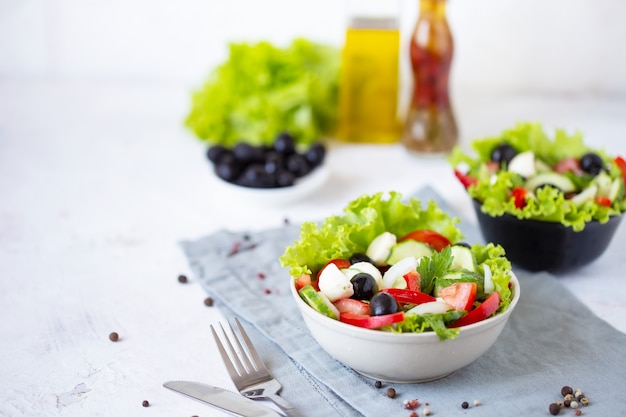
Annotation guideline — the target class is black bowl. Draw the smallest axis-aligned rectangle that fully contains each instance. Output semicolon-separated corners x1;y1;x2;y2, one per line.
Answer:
472;200;623;272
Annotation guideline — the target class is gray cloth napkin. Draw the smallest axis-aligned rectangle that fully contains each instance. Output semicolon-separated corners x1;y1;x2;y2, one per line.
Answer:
181;187;626;416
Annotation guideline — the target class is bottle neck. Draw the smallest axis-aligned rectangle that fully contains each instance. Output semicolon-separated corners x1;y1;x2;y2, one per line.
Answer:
419;0;447;19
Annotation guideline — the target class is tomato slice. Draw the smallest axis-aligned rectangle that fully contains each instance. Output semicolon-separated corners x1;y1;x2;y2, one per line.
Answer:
399;229;451;251
454;169;478;189
437;282;477;312
511;187;528;209
295;274;314;291
380;288;436;305
339;311;405;329
449;291;500;328
403;270;421;292
334;299;370;316
615;156;626;187
316;258;351;281
595;196;612;207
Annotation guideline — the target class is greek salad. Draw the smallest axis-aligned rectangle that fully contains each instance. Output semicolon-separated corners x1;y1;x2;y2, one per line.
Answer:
279;192;514;341
449;122;626;232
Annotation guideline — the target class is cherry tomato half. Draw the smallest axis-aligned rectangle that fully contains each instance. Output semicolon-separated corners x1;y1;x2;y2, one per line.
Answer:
454;169;478;189
437;282;477;312
399;229;451;251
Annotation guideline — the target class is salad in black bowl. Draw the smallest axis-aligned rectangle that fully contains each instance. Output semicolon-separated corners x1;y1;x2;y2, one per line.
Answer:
449;122;626;272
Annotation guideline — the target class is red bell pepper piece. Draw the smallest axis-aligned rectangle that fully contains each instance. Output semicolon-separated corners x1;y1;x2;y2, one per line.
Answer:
454;169;478;189
511;187;528;209
449;291;500;328
339;311;405;329
379;288;436;305
615;156;626;187
399;229;451;252
595;196;612;207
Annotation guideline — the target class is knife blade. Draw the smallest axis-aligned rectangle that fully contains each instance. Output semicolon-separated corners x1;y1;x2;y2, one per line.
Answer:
163;380;282;417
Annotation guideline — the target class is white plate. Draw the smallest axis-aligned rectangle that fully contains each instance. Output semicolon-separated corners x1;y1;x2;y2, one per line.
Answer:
210;164;330;206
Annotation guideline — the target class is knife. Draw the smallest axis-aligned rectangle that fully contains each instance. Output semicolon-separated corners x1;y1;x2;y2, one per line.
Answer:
163;380;282;417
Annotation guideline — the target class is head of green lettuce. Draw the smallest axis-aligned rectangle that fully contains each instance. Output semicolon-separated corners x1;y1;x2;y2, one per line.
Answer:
185;38;340;148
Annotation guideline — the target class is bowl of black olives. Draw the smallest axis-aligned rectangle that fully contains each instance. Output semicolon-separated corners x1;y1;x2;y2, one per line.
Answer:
449;122;625;272
206;132;330;205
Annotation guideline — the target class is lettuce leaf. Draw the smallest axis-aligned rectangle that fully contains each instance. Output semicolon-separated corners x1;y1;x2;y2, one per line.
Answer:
185;38;340;147
279;192;464;279
391;310;465;341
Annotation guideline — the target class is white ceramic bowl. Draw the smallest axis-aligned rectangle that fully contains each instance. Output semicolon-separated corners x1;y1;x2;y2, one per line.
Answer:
291;273;520;383
210;164;330;207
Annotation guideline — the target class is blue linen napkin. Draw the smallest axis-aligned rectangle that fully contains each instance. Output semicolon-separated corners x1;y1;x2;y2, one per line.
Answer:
181;187;626;417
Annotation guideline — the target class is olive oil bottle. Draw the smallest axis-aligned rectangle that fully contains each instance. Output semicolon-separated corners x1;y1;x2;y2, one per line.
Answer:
337;2;402;144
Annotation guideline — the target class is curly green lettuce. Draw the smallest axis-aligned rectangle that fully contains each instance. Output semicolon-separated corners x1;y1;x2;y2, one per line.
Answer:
185;38;340;147
279;191;464;279
449;122;626;231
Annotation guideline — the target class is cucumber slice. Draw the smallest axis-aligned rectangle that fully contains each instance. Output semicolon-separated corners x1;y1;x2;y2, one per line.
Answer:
525;172;576;193
595;171;613;197
571;184;598;206
608;178;622;201
385;240;434;265
450;245;477;272
298;285;339;320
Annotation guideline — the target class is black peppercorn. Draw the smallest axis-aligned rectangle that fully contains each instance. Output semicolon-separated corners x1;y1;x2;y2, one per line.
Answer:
109;332;119;342
386;387;396;398
374;380;382;389
561;386;573;397
142;400;150;407
461;401;469;409
204;297;214;307
178;274;188;283
549;402;561;415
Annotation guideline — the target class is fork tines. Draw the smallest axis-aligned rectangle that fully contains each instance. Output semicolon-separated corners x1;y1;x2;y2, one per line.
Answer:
210;317;271;388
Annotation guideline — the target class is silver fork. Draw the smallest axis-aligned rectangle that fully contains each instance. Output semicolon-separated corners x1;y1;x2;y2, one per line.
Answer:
210;318;301;417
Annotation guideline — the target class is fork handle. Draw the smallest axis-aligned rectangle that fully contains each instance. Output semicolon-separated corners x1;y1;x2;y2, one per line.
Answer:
251;394;302;417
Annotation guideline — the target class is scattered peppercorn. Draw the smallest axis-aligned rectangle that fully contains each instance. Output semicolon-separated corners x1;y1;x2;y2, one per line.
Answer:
570;401;579;409
564;399;571;407
549;402;561;415
461;401;469;409
258;272;266;279
204;297;214;307
284;218;290;225
473;399;481;406
109;332;119;342
580;397;589;406
423;408;431;416
142;400;150;407
564;394;573;401
561;386;573;397
573;409;582;416
403;399;419;410
385;387;396;398
264;288;271;294
374;380;382;389
178;274;188;283
409;412;417;417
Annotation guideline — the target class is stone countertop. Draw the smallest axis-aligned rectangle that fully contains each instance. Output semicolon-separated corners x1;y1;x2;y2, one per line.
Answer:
1;79;625;416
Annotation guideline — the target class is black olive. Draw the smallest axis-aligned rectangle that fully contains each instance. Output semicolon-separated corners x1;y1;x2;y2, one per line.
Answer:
264;151;285;174
276;171;296;187
490;143;517;166
304;143;326;167
454;242;471;248
286;153;311;177
350;273;377;301
237;164;275;188
215;156;240;182
349;253;375;265
207;145;228;163
232;143;265;164
369;292;400;316
274;132;296;155
580;152;604;175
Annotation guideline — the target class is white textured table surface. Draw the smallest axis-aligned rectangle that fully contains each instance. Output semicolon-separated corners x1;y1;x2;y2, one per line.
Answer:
1;79;625;417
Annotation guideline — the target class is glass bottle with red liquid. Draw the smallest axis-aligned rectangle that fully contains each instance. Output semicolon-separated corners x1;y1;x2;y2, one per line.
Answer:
402;0;458;154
